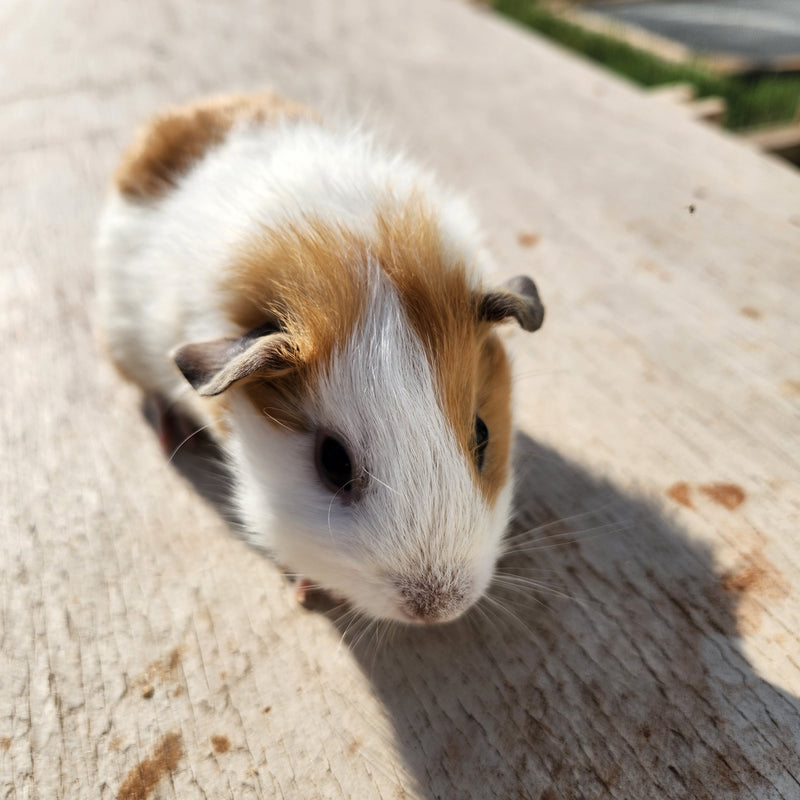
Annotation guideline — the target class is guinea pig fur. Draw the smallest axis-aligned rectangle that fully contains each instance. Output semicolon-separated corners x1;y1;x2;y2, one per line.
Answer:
95;92;544;625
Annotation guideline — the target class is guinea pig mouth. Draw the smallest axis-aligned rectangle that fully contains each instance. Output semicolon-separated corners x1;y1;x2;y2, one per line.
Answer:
393;573;473;625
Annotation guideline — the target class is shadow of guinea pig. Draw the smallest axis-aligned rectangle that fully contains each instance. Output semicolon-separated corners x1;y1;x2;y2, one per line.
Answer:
332;432;800;799
164;414;800;799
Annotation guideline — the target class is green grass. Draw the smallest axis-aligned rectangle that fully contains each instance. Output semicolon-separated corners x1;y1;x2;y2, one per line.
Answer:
490;0;800;131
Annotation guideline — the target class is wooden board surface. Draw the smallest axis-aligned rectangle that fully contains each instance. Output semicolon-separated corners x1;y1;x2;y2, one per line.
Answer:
2;0;799;797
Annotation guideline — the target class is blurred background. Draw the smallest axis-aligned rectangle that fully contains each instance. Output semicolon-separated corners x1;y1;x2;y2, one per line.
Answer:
488;0;800;165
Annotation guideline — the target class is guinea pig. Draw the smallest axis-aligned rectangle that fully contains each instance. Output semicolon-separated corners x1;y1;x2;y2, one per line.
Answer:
95;92;544;625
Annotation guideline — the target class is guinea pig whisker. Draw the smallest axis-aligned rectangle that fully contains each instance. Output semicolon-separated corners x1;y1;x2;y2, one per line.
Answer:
504;525;584;550
386;619;400;648
505;504;615;543
166;423;215;464
491;573;588;607
367;619;393;672
488;579;550;609
337;606;368;650
362;469;401;496
470;597;498;635
369;620;391;669
484;597;527;640
325;597;351;615
372;619;388;649
496;566;563;577
503;521;627;555
327;477;360;538
478;595;512;636
350;615;379;654
480;593;539;639
511;367;570;385
258;405;294;433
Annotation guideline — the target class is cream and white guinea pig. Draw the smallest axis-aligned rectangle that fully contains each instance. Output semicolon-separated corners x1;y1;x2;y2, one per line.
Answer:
96;92;544;625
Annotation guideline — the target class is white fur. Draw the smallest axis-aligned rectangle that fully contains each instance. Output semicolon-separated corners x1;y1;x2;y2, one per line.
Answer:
96;113;513;623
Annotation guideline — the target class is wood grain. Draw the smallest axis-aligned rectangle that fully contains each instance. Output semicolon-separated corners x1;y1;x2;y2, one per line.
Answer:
1;0;799;797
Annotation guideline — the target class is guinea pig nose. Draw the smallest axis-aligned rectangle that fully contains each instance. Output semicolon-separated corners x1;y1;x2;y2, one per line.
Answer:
395;573;470;624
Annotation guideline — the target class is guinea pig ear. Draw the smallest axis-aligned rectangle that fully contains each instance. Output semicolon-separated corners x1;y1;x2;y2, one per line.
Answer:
172;324;298;397
478;275;545;332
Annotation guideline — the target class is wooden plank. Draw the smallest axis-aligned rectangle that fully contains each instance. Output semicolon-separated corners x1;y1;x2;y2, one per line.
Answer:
746;125;800;164
2;0;799;797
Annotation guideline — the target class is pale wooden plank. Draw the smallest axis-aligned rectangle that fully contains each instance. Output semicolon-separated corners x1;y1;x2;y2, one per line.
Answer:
1;0;799;798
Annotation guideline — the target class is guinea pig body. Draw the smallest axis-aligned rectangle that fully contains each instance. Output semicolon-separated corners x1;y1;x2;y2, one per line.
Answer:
96;93;544;624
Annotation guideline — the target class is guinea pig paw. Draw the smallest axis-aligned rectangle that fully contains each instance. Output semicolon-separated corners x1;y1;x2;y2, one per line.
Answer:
294;579;345;612
294;577;314;604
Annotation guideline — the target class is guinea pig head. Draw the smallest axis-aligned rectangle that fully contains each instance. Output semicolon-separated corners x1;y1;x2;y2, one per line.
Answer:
173;213;544;624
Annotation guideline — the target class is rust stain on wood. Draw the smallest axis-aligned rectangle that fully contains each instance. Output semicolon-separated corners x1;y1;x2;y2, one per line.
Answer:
347;738;363;756
723;564;766;594
780;379;800;397
117;732;183;800
722;553;788;599
667;481;747;511
516;232;540;247
210;735;230;754
165;647;182;672
0;736;10;751
136;646;184;691
739;306;762;320
720;548;790;635
637;258;672;282
700;483;745;510
666;481;694;509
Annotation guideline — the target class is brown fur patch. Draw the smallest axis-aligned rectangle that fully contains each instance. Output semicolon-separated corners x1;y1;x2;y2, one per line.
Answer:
474;334;512;502
226;220;368;432
115;92;316;201
225;200;511;504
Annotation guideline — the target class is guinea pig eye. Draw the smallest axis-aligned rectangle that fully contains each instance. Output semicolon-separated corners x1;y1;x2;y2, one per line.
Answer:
316;434;354;493
474;416;489;471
